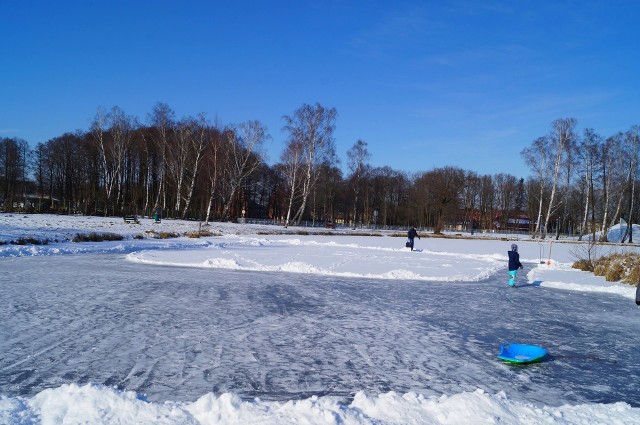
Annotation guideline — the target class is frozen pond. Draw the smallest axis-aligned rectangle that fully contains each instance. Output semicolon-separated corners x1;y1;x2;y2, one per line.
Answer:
2;253;639;407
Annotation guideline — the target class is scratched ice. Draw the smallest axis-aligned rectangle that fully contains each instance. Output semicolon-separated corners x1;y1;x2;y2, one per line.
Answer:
1;253;639;409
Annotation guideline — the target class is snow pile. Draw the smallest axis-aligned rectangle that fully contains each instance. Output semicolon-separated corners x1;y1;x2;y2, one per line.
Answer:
607;222;640;243
126;236;505;282
1;384;637;425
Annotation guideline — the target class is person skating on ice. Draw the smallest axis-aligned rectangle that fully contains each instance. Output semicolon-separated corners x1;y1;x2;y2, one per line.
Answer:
508;243;523;287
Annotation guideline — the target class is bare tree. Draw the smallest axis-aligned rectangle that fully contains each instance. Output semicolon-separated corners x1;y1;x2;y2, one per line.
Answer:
204;126;224;224
628;126;640;243
31;142;49;212
180;114;210;219
415;166;465;233
478;175;495;231
599;132;626;241
493;173;518;230
280;139;304;227
110;108;137;210
544;118;577;238
90;106;135;214
578;128;602;241
369;166;407;228
148;102;176;215
282;103;337;225
313;161;343;225
346;139;370;229
552;131;579;239
220;120;268;221
522;118;577;238
167;118;191;215
522;137;549;237
460;171;480;231
620;126;640;242
0;137;29;211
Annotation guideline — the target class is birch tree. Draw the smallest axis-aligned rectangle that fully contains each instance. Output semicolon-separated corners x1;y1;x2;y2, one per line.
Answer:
221;120;268;221
204;127;224;224
282;103;337;225
90;107;114;206
606;135;632;239
281;139;304;227
179;114;209;219
521;137;550;238
90;106;134;213
599;133;625;240
543;118;576;238
557;133;578;239
578;128;602;241
619;126;640;243
109;108;136;210
148;102;175;214
346;139;370;229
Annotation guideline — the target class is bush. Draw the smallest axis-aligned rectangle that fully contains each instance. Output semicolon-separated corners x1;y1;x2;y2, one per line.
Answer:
572;259;593;272
574;251;640;286
72;232;124;242
623;266;640;285
146;231;180;239
605;263;624;282
185;230;215;238
593;264;607;276
11;237;48;245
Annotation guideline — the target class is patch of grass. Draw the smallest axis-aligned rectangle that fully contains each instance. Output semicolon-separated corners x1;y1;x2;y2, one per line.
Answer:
10;237;48;245
146;231;180;239
571;259;593;272
185;230;215;238
605;262;624;282
72;232;124;242
593;264;607;276
623;266;640;285
573;252;640;285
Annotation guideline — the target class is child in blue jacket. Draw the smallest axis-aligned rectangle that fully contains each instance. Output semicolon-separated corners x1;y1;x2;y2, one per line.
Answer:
508;244;523;287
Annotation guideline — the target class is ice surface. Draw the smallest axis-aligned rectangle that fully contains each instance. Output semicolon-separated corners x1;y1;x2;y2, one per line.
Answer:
1;214;639;424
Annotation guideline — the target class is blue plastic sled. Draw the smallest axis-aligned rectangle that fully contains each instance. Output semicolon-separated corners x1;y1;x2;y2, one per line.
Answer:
498;342;548;364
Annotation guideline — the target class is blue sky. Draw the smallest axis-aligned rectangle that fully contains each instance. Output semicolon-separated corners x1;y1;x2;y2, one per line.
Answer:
2;1;639;178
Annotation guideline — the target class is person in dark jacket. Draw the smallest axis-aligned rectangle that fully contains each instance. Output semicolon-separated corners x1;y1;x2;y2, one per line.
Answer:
508;243;523;287
407;226;420;251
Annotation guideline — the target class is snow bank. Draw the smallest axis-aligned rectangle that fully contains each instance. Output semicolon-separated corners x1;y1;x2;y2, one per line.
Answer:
1;384;637;425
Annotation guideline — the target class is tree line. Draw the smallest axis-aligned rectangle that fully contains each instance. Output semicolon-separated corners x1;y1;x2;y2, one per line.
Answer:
1;103;638;241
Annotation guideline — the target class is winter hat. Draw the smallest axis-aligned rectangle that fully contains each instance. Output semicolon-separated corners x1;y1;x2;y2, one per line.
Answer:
511;244;518;252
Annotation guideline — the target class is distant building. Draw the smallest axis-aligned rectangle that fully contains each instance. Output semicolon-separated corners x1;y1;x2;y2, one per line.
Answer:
10;194;61;211
495;212;530;232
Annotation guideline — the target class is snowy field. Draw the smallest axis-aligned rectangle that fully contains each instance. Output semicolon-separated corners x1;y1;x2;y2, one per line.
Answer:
1;213;639;424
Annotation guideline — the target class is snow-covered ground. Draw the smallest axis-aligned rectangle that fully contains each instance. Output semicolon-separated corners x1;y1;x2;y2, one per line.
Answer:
1;213;639;424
